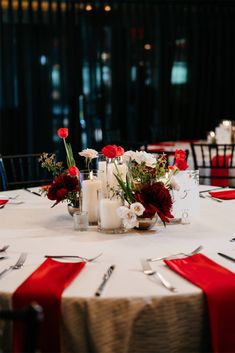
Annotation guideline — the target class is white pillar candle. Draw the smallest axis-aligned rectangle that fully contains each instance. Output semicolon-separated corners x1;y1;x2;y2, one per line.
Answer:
99;198;122;229
82;179;102;224
98;160;107;195
107;161;127;190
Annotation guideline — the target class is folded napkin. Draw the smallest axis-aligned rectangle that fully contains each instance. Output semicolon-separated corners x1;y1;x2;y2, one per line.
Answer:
164;254;235;353
209;189;235;200
211;155;231;187
0;199;8;206
12;258;86;353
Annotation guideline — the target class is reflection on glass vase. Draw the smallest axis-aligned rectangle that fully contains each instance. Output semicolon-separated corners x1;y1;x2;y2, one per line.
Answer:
106;157;127;192
80;170;102;225
98;191;127;234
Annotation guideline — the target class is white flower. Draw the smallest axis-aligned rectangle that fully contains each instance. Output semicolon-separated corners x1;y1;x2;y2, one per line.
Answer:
134;151;156;167
117;206;138;229
79;149;98;160
130;202;145;216
116;206;130;218
123;150;136;162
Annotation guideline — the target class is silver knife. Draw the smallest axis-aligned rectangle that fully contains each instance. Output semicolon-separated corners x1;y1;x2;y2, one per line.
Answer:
95;265;115;297
24;188;41;197
218;252;235;262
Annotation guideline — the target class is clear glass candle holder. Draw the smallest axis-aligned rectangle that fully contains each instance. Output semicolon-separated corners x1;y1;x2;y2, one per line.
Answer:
80;170;102;225
97;191;127;234
73;211;88;231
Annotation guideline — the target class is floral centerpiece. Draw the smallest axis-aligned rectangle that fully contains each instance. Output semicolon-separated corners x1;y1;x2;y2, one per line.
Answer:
113;149;188;230
39;128;80;208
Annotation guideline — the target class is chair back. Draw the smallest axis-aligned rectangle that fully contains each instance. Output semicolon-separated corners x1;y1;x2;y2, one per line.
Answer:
0;153;52;191
0;303;43;353
190;143;235;186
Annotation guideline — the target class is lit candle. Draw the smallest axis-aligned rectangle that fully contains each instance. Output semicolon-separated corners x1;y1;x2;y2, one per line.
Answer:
222;120;232;128
99;197;122;229
81;173;102;224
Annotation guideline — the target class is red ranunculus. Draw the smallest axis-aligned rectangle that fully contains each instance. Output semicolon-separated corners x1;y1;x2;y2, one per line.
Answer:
134;182;173;223
175;158;188;171
47;173;80;204
174;149;186;160
101;144;118;158
57;128;68;139
68;166;79;177
116;146;125;156
56;188;68;201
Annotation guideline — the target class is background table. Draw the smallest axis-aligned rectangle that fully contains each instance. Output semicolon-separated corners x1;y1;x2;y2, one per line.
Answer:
0;187;235;353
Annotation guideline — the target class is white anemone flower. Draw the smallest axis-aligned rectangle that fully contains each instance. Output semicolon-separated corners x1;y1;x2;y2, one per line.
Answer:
133;151;156;167
122;209;138;229
130;202;145;216
79;148;98;159
117;206;138;229
123;150;136;163
116;206;130;218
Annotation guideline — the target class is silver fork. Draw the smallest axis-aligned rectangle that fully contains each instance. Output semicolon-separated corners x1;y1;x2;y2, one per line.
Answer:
147;245;203;262
44;252;103;262
0;252;27;279
199;193;223;203
141;258;177;292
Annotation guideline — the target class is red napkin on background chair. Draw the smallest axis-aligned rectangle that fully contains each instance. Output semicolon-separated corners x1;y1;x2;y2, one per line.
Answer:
12;258;86;353
0;200;8;206
211;155;231;187
164;254;235;353
209;189;235;200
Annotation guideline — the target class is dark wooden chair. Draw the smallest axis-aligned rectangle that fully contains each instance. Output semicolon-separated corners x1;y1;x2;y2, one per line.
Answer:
0;154;52;191
190;143;235;186
0;303;43;353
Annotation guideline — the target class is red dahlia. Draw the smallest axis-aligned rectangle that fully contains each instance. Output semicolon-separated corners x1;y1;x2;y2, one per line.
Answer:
134;182;173;223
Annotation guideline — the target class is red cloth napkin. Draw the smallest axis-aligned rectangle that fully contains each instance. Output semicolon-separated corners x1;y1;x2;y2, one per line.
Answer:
211;155;231;187
209;189;235;200
0;199;8;205
12;258;86;353
164;254;235;353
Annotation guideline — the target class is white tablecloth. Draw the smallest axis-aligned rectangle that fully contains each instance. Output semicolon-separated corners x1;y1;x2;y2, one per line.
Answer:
0;187;235;353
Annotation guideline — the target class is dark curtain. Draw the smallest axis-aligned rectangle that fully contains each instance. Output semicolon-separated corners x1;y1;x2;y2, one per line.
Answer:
0;0;235;156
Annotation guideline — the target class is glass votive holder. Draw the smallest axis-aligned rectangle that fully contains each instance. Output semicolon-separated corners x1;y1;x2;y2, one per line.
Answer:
73;211;88;231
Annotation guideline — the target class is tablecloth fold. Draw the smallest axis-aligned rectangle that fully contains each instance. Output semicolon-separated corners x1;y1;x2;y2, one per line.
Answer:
12;258;86;353
164;253;235;353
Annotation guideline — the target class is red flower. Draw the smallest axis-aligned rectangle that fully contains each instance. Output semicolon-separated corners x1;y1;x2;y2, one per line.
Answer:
134;182;173;223
47;173;80;204
174;149;186;160
101;144;119;158
116;146;125;156
57;128;68;139
175;158;188;171
68;166;79;177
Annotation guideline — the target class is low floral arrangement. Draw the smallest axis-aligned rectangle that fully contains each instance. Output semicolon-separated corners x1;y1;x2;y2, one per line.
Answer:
39;128;80;207
114;149;188;229
39;130;188;232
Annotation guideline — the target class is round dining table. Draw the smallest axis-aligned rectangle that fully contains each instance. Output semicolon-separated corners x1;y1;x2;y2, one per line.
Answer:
0;186;234;353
